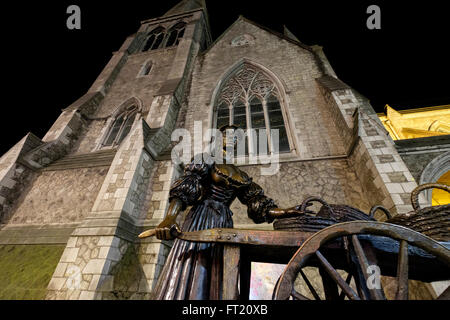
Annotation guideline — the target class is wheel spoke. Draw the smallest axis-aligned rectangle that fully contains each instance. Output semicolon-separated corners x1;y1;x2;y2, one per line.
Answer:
338;273;353;300
315;250;360;300
351;235;385;300
299;269;321;300
396;240;409;300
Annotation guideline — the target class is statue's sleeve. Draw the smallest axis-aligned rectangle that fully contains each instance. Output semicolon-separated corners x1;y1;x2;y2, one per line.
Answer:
238;181;277;224
169;155;212;209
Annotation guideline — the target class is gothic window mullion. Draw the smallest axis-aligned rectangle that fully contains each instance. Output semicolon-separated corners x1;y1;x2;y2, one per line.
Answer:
245;99;254;157
161;31;170;48
165;22;186;47
113;114;129;146
262;98;272;154
232;99;247;157
102;106;138;149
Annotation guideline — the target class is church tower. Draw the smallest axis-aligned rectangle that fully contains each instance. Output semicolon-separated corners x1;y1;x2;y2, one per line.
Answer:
0;0;211;299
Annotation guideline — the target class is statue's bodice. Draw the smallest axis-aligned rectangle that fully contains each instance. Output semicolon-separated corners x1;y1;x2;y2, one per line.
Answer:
204;163;252;206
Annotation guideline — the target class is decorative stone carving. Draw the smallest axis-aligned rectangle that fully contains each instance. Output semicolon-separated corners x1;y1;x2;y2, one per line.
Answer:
219;63;277;105
230;34;255;47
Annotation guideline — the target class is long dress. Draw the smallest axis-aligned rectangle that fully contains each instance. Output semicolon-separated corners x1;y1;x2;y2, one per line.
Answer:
153;156;277;300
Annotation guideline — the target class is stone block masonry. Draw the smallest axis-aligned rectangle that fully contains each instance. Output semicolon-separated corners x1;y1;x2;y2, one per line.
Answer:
1;166;109;225
231;159;371;227
44;7;209;299
317;78;425;216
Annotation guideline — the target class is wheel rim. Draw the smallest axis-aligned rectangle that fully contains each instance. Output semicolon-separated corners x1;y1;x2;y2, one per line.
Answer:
273;221;450;300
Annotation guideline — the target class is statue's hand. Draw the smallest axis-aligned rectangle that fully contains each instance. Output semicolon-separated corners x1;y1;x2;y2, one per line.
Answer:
285;205;303;216
155;215;181;240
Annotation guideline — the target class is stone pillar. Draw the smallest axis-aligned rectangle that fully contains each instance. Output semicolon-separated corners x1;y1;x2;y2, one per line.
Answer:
46;120;161;299
317;77;425;216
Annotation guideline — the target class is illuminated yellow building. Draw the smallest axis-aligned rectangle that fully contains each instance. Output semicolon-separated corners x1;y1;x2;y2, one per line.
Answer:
378;104;450;140
378;105;450;205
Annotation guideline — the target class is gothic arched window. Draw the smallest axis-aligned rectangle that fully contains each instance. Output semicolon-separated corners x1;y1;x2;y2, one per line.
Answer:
213;63;291;155
165;22;186;47
143;27;165;51
103;105;138;147
139;60;153;77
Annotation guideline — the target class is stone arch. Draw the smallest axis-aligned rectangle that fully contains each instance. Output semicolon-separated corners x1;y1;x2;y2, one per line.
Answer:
97;97;143;150
111;97;144;118
209;58;289;112
208;58;297;155
419;151;450;202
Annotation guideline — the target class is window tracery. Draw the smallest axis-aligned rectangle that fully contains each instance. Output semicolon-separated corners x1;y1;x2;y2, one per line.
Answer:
142;21;186;52
102;105;138;147
214;64;291;155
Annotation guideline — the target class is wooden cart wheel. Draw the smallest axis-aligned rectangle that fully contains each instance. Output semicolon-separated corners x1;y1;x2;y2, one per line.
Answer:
273;221;450;300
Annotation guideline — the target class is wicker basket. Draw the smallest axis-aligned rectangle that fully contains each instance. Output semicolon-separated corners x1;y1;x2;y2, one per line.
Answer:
273;197;375;232
386;183;450;242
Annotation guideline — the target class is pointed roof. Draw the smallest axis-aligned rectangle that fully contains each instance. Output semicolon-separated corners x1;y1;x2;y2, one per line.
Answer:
201;16;313;56
283;25;301;43
163;0;207;16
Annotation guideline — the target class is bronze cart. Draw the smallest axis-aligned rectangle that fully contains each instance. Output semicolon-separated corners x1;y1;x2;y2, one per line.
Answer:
154;183;450;300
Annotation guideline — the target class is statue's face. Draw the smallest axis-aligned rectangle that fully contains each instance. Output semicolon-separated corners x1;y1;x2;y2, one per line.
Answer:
222;129;237;152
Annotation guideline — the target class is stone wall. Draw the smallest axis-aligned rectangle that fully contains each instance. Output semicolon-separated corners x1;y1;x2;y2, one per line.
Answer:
70;120;108;155
2;167;108;225
142;161;177;221
400;151;448;183
317;74;422;215
94;48;178;119
230;159;371;226
186;17;346;159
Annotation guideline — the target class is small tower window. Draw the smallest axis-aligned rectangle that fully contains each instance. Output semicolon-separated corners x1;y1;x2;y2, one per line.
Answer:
165;22;186;47
103;106;138;147
139;61;153;76
143;27;165;51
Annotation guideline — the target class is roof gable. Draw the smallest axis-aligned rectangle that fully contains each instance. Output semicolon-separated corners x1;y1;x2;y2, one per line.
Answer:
202;15;313;56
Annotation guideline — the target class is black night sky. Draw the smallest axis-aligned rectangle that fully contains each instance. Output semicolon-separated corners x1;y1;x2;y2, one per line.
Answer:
1;0;449;155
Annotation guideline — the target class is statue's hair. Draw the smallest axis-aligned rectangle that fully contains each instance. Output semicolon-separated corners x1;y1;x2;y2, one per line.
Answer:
219;124;239;132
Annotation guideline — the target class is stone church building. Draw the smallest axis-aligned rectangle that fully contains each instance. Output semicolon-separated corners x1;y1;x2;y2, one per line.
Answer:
0;0;444;299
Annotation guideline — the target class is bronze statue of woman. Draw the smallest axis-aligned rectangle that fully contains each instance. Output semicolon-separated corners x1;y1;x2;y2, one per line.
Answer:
139;125;299;300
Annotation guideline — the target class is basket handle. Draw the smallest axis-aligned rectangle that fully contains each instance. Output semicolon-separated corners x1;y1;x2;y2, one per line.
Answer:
300;196;335;216
369;205;392;220
411;183;450;211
